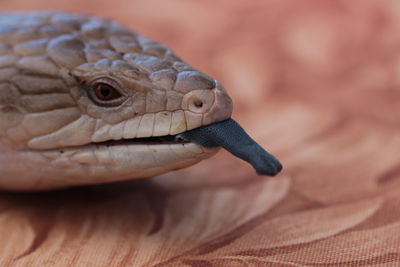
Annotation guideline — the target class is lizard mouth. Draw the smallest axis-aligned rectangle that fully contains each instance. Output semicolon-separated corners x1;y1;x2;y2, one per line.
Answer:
92;134;191;147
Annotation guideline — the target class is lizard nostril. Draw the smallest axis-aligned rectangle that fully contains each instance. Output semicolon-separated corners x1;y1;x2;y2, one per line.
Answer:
182;89;215;114
188;94;210;113
193;100;203;108
189;97;205;112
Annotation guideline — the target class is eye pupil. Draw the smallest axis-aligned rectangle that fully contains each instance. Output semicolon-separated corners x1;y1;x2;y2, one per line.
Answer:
100;85;111;98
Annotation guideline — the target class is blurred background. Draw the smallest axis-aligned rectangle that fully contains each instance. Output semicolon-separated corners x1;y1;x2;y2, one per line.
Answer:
1;0;400;266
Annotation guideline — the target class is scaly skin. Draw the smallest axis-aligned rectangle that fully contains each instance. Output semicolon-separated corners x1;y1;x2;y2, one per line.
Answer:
0;12;233;190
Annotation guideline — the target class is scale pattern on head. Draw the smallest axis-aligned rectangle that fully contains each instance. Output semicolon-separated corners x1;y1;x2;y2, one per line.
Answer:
0;12;232;151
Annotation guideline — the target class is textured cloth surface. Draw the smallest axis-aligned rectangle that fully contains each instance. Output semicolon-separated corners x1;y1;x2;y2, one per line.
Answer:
0;0;399;266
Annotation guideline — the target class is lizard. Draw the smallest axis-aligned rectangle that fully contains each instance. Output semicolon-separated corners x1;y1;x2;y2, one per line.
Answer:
0;11;281;190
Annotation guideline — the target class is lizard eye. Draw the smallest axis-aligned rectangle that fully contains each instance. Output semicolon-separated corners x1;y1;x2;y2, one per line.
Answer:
87;78;126;107
94;82;122;101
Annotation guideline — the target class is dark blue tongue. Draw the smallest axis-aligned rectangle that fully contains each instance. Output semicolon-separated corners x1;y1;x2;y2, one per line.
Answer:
178;118;282;176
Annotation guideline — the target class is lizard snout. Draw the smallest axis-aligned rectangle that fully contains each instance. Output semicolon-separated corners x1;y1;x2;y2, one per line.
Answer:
181;81;233;126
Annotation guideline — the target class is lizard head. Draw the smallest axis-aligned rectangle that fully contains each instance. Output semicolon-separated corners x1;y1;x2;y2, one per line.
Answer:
56;54;233;185
0;13;232;189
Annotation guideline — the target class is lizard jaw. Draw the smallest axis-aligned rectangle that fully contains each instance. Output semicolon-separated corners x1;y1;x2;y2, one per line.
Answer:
0;140;219;191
